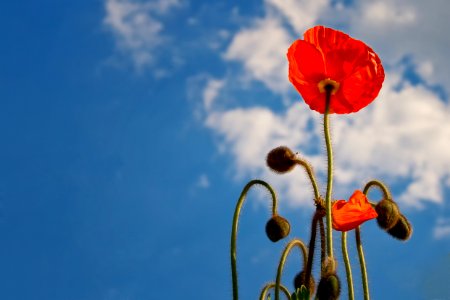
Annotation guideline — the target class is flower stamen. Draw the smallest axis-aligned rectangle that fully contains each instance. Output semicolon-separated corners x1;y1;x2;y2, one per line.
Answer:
318;79;340;95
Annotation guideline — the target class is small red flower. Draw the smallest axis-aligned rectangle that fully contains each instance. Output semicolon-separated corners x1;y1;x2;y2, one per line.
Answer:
287;26;385;114
332;190;378;232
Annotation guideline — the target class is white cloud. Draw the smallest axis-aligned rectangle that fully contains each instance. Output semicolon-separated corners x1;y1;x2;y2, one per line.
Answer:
103;0;181;71
224;17;293;93
201;0;450;208
433;218;450;240
347;0;450;93
203;79;225;111
205;72;450;208
266;0;329;34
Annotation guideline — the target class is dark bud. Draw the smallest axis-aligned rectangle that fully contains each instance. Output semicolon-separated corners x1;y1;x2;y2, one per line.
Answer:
387;214;412;241
375;199;400;230
293;270;315;296
266;146;296;173
316;274;340;300
265;215;291;242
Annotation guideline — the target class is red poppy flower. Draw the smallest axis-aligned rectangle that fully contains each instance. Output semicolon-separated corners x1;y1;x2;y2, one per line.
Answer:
287;26;385;114
332;190;378;231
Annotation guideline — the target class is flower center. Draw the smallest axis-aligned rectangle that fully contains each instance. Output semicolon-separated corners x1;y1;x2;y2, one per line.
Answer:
318;79;340;95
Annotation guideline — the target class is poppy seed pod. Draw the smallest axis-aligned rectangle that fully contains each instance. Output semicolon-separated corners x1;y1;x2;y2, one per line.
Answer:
265;215;291;242
387;214;412;241
316;274;340;300
293;270;315;296
375;199;400;230
266;146;296;174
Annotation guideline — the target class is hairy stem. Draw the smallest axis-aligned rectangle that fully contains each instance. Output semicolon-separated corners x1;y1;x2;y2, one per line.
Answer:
355;227;370;300
295;159;321;201
231;179;278;300
275;239;308;300
341;231;354;300
323;89;334;258
363;180;392;200
305;212;321;288
319;217;326;269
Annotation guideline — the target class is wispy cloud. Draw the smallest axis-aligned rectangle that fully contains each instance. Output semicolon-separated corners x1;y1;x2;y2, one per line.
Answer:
196;174;210;189
433;218;450;240
103;0;182;72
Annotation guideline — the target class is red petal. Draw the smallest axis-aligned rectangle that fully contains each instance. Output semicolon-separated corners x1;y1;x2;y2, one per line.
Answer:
332;190;378;232
294;26;385;114
287;39;326;110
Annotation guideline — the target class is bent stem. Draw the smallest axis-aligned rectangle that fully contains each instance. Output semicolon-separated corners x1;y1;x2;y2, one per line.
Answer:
363;180;392;200
231;179;279;300
295;159;321;201
341;232;354;300
259;282;291;300
355;227;370;300
275;239;308;300
323;88;334;258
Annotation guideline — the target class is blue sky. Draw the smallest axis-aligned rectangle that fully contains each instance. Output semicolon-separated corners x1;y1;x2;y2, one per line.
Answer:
1;0;450;299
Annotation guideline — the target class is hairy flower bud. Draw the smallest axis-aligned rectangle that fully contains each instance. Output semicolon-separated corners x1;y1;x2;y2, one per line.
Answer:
266;146;296;173
321;257;337;277
265;215;291;242
293;270;315;296
375;199;400;230
387;214;412;241
316;274;340;300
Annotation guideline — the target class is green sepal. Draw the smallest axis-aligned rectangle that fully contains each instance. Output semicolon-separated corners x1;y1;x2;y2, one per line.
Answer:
290;291;298;300
290;286;310;300
299;285;310;300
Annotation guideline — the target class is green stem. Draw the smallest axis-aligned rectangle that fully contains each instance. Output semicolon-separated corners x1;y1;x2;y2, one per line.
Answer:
323;89;334;258
363;180;391;200
341;232;354;300
259;282;291;300
231;179;278;300
355;227;370;300
295;159;321;201
275;239;308;300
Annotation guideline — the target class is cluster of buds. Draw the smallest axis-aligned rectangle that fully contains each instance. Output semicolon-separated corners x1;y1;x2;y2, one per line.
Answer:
376;199;412;240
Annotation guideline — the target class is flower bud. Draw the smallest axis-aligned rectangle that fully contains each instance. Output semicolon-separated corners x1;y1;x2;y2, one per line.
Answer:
321;257;337;277
375;199;400;230
265;215;291;242
293;270;315;296
266;146;296;173
316;274;340;300
387;214;412;241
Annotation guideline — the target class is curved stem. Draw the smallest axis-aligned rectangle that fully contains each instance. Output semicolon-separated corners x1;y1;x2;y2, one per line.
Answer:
231;179;279;300
341;232;355;300
259;282;291;300
275;239;308;300
323;89;334;258
295;159;321;201
355;227;370;300
363;180;391;200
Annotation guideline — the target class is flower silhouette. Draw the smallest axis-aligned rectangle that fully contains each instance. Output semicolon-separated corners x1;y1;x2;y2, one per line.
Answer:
332;190;378;231
287;25;385;114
